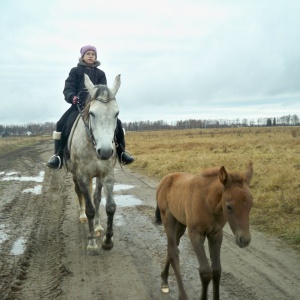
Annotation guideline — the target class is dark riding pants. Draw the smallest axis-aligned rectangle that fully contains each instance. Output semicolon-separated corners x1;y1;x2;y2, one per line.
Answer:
56;105;125;150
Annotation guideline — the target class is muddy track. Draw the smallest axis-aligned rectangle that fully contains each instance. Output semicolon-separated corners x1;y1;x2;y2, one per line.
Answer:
0;142;299;300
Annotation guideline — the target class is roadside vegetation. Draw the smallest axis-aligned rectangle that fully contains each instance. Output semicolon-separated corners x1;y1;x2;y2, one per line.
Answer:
1;128;299;250
126;126;300;250
0;135;50;156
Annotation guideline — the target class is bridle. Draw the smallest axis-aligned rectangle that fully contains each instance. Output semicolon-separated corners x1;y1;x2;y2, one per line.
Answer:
77;96;116;148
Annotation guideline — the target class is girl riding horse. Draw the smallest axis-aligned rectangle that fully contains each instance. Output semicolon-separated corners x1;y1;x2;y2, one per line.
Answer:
47;45;134;169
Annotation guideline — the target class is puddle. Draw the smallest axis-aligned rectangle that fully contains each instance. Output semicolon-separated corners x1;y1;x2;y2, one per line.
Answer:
102;194;142;207
114;184;134;191
91;181;139;207
1;171;19;176
1;171;45;182
0;224;9;244
10;237;26;255
22;185;43;195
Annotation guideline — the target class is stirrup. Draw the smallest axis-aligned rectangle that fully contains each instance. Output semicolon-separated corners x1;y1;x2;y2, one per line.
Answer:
120;150;134;165
47;154;62;170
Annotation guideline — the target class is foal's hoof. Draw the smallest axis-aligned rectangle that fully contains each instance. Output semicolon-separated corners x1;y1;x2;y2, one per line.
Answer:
102;236;114;250
161;285;170;293
87;239;99;256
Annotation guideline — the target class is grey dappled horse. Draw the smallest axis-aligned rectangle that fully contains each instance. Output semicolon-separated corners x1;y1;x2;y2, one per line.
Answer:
66;74;120;255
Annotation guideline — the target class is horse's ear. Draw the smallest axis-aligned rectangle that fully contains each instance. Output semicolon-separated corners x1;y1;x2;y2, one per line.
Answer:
219;166;229;186
84;74;97;98
244;162;253;185
110;74;121;96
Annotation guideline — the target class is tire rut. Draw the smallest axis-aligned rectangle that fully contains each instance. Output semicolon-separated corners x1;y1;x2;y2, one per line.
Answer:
11;169;69;300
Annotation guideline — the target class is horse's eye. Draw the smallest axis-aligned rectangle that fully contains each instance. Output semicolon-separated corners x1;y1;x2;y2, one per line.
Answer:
226;204;233;212
115;112;119;118
89;111;95;117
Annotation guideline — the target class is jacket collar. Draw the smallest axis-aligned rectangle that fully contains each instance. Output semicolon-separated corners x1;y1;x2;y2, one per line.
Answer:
78;58;100;68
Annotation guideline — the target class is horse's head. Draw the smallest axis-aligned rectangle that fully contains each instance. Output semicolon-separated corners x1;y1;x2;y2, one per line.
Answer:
84;74;120;160
219;163;254;248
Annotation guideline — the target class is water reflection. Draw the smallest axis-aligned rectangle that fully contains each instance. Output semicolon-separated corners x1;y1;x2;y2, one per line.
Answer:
10;237;26;255
0;171;45;182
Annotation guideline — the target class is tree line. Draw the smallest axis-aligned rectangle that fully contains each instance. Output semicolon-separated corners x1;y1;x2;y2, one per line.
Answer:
1;114;299;136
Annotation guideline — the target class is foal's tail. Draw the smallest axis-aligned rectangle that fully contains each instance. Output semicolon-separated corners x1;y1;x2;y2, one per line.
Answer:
155;205;162;225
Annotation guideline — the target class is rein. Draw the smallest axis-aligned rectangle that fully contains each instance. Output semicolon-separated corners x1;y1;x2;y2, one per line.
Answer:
77;96;116;148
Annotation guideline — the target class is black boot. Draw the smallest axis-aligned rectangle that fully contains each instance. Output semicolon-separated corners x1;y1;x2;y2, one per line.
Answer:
47;140;63;169
116;143;134;165
115;119;134;165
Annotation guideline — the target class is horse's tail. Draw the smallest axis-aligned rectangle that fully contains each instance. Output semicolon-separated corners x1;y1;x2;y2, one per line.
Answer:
155;205;162;225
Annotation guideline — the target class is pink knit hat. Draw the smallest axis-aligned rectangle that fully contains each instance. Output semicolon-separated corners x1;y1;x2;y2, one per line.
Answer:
80;45;97;58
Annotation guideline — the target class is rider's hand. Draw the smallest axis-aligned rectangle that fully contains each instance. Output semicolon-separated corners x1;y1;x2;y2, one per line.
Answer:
72;96;81;105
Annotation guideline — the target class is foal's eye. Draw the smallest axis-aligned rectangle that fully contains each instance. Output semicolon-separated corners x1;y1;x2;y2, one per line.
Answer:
226;204;233;212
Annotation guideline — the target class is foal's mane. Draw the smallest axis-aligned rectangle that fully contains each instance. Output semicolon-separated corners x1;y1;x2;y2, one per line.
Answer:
201;167;245;184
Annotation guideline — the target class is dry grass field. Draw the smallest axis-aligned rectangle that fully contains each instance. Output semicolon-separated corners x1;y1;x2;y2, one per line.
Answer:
126;126;300;249
1;128;299;250
0;135;50;156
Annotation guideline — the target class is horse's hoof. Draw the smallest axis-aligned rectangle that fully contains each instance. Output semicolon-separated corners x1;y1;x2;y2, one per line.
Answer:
87;247;100;256
87;239;99;255
79;213;87;223
102;236;114;250
94;224;104;237
80;217;87;223
161;285;169;293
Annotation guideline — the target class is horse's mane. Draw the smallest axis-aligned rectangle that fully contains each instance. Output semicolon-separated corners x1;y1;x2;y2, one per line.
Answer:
201;167;220;177
83;85;114;120
201;167;245;184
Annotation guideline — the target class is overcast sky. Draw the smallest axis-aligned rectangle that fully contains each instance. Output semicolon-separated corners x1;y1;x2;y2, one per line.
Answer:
1;0;299;125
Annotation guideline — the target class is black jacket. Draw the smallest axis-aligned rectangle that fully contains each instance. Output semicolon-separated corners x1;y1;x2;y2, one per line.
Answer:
63;59;107;104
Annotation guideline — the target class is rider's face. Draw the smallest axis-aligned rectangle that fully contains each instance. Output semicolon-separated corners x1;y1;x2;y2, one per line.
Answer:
83;51;96;65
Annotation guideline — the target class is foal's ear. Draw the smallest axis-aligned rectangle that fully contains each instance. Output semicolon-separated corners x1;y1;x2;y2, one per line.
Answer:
244;162;253;185
110;74;121;96
84;74;97;99
219;166;229;186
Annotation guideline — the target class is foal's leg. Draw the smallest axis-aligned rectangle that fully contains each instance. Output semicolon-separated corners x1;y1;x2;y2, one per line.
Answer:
207;231;223;300
73;175;87;223
161;212;187;299
93;178;104;237
102;174;116;250
188;229;211;300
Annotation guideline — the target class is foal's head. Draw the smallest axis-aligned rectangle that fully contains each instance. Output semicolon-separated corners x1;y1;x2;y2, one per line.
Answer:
219;163;253;248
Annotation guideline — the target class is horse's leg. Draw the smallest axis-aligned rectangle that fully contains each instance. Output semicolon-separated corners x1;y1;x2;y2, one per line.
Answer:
94;178;104;237
161;211;187;299
207;231;223;300
102;174;116;250
188;229;211;300
78;177;99;255
73;175;87;223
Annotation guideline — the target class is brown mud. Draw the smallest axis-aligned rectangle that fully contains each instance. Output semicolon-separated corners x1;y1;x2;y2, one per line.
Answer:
0;142;299;300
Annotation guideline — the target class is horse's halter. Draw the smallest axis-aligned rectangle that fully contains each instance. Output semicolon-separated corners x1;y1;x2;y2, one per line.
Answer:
77;96;116;148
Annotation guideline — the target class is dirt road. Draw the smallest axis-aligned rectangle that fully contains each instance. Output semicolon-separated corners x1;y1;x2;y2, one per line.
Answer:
0;142;299;300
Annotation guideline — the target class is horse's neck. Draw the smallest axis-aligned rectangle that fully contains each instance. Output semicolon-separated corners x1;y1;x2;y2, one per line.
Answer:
68;114;83;149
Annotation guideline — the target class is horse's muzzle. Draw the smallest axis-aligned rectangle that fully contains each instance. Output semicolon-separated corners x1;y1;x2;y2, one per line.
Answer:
96;148;114;160
235;232;251;248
